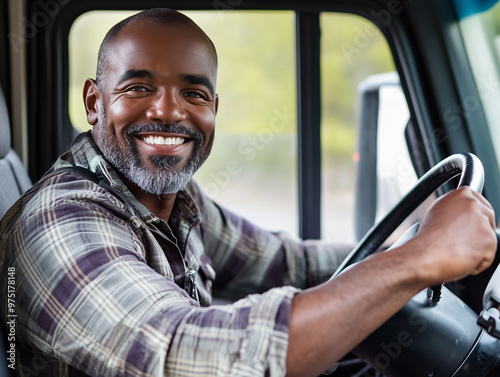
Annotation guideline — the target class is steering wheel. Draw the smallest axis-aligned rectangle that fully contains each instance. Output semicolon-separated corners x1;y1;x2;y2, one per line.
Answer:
329;152;486;377
332;152;484;278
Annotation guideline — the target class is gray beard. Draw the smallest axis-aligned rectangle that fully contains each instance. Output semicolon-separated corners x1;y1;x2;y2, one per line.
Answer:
96;119;205;196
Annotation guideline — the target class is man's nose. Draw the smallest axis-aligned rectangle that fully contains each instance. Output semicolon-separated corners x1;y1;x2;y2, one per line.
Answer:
146;91;187;123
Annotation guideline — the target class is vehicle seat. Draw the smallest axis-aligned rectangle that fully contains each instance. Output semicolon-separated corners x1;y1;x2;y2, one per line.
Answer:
0;86;32;214
0;84;32;376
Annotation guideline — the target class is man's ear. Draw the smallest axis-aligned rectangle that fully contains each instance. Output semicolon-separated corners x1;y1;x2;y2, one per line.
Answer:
214;94;219;115
84;79;100;126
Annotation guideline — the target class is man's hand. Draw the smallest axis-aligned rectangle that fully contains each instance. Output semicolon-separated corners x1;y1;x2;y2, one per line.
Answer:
410;186;497;285
286;188;497;377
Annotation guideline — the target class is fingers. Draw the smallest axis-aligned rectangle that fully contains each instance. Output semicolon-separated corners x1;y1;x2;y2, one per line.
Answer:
471;258;495;276
446;187;496;230
468;189;496;229
468;188;493;208
415;186;497;282
461;188;498;275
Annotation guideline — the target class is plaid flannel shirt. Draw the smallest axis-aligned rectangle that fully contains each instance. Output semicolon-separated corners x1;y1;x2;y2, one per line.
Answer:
0;132;351;377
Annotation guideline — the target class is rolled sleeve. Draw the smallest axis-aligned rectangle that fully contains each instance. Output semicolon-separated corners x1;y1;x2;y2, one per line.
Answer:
165;287;297;377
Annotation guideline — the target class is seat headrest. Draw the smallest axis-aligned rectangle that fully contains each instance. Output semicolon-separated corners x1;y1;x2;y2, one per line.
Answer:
0;86;11;159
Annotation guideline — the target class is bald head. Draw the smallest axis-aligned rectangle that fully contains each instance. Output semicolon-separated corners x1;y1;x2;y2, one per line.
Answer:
96;8;218;89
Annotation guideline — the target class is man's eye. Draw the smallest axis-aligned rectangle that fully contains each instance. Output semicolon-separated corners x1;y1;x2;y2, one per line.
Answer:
185;91;205;99
129;86;148;92
123;85;150;93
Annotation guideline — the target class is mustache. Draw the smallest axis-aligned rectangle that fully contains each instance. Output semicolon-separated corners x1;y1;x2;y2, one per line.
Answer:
127;123;204;143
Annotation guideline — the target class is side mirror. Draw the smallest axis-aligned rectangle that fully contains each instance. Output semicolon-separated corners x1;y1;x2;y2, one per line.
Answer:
354;72;423;241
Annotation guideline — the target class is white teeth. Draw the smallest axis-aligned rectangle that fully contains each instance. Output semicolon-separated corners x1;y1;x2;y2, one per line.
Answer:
143;136;185;146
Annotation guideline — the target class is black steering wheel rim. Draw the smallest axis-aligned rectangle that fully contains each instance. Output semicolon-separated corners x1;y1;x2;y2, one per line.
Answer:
332;152;484;279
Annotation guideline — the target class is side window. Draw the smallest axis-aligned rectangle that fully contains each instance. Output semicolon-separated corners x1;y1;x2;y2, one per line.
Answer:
69;9;416;240
187;12;297;234
457;1;500;170
320;13;416;243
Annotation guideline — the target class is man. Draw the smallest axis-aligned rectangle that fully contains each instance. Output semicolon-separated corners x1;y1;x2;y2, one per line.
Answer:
0;8;496;377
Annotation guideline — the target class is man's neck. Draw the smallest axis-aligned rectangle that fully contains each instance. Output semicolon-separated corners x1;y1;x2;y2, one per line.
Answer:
119;173;177;222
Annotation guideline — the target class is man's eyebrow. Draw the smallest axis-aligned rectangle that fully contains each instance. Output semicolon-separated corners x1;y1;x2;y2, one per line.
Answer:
117;69;155;85
181;75;215;96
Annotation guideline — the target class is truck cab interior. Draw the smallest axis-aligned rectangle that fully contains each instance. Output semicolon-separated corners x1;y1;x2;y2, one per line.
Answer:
2;0;500;376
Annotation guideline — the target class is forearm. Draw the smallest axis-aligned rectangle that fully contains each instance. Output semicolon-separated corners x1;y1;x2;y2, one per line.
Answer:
286;241;428;377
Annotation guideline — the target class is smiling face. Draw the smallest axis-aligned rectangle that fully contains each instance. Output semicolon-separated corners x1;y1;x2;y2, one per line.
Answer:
84;20;218;196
